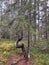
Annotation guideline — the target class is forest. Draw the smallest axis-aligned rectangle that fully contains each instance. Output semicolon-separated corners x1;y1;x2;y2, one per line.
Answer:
0;0;49;65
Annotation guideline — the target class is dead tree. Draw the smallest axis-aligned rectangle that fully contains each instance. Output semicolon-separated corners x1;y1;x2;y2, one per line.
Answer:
16;27;27;57
16;30;25;52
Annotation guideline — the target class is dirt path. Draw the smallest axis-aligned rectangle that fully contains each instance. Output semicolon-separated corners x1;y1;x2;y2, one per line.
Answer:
6;54;33;65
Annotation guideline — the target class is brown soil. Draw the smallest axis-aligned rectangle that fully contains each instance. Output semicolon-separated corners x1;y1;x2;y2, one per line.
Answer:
6;54;33;65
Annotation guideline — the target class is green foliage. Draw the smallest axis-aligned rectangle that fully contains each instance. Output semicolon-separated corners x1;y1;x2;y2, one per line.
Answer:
35;40;49;52
31;47;49;65
17;15;28;28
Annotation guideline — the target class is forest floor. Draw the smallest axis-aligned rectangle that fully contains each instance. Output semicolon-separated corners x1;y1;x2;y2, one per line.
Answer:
6;54;33;65
0;39;49;65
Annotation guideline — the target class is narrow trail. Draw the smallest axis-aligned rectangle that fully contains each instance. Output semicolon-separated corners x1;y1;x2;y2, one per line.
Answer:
6;54;33;65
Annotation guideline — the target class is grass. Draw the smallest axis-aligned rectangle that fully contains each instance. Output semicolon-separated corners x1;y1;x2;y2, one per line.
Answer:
0;39;49;65
31;47;49;65
0;39;22;65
